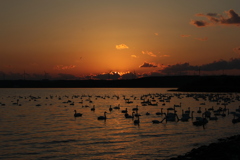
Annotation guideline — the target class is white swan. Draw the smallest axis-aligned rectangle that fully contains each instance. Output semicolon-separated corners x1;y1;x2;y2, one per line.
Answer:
74;110;82;117
156;108;163;115
152;113;166;123
109;105;113;112
91;105;95;111
145;112;150;115
98;111;107;120
197;107;202;113
134;116;140;124
132;105;138;111
113;104;120;109
121;108;128;113
125;112;135;118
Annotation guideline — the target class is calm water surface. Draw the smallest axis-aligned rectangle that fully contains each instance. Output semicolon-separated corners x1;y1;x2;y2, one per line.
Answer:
0;88;240;160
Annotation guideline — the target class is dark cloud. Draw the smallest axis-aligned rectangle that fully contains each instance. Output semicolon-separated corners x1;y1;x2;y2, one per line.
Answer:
139;62;158;68
207;13;218;17
161;63;198;74
161;58;240;74
121;72;137;79
191;9;240;27
222;9;240;25
93;72;120;80
190;20;208;27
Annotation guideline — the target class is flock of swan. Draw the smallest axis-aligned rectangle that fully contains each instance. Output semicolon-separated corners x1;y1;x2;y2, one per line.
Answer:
70;93;240;126
1;92;240;127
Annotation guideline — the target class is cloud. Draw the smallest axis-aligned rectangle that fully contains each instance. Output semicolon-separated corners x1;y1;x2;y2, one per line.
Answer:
142;51;157;57
206;13;218;17
181;35;191;38
161;58;240;74
154;33;159;36
222;9;240;25
159;55;170;58
121;72;137;79
139;62;158;68
93;72;120;80
191;9;240;27
161;63;198;74
131;55;138;58
116;44;129;50
195;37;208;41
233;46;240;53
54;65;76;70
190;20;209;27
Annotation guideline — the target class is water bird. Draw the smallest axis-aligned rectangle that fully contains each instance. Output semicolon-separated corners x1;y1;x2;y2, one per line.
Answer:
12;99;19;105
197;107;202;113
125;112;135;118
121;108;128;113
98;111;107;120
74;110;82;117
113;104;120;109
174;103;181;107
203;109;211;118
232;113;240;123
166;112;179;122
91;105;95;111
132;105;139;111
208;106;214;111
152;113;166;124
133;116;140;124
180;111;194;122
236;106;240;112
156;108;164;115
193;117;208;126
109;105;113;112
209;115;218;120
134;110;141;117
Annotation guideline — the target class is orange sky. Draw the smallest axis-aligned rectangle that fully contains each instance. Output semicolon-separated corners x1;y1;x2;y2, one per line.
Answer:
1;0;240;80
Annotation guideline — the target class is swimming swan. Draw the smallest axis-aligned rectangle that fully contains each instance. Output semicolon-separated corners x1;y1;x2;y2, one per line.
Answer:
98;111;107;120
74;110;82;117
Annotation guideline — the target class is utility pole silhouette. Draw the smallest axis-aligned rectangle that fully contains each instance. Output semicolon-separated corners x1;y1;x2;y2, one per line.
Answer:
43;71;48;80
23;70;26;80
133;70;137;79
2;73;5;80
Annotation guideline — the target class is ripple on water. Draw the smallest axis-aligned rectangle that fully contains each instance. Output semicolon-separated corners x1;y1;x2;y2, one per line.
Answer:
1;88;240;160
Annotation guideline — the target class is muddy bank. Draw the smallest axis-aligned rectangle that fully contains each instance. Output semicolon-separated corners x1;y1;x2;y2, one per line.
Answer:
168;135;240;160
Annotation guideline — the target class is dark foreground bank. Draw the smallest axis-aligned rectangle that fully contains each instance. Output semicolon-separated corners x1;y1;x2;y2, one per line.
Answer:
168;134;240;160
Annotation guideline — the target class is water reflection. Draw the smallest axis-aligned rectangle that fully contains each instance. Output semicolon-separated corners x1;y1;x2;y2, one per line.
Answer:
0;88;240;159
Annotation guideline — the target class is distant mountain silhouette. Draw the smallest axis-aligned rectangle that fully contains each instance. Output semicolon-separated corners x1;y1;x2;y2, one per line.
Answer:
1;75;240;92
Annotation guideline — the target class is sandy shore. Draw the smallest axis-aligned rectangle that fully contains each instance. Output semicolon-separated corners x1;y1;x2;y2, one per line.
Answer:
168;134;240;160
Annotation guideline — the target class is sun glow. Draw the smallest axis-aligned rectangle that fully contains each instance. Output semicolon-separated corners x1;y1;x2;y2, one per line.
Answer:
102;71;132;76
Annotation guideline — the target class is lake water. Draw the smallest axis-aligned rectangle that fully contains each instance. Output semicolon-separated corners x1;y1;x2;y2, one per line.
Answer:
0;88;240;160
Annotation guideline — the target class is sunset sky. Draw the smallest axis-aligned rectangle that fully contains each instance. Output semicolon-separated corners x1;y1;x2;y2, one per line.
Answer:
1;0;240;80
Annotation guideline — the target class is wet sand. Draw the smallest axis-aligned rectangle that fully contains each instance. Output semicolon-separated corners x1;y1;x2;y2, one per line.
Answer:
169;134;240;160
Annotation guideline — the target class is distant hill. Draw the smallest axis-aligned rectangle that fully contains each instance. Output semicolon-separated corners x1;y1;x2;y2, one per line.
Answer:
176;75;240;92
1;76;240;92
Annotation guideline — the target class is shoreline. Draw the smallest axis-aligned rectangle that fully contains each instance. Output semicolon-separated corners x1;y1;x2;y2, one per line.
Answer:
1;76;240;92
168;134;240;160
